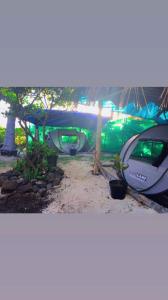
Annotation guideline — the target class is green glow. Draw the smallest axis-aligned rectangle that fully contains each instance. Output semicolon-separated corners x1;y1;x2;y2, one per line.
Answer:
61;135;78;144
113;123;124;129
29;117;157;154
131;140;164;164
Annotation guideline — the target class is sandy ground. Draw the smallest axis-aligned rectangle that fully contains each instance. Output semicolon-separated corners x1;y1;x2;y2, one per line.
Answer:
0;155;157;214
0;155;17;173
44;158;157;214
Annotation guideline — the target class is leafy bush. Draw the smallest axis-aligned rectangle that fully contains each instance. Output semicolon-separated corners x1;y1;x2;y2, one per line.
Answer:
0;126;26;147
15;158;48;181
14;141;58;180
15;128;26;146
27;141;58;158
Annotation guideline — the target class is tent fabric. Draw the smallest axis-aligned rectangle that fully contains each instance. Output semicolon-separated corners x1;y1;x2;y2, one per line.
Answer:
122;101;168;123
24;110;110;130
79;87;168;122
22;87;168;127
23;104;168;129
29;117;156;154
49;129;87;154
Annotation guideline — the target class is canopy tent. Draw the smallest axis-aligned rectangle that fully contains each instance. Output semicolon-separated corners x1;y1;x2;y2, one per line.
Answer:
22;87;168;127
1;87;168;158
23;110;110;130
29;116;156;154
21;87;168;156
49;129;88;154
120;124;168;196
23;105;168;129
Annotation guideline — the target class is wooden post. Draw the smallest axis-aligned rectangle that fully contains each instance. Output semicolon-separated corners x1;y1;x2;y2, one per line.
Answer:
93;99;103;175
35;126;39;141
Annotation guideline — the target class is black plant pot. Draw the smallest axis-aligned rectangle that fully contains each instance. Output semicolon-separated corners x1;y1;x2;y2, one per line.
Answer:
47;155;58;167
109;179;127;200
70;149;77;156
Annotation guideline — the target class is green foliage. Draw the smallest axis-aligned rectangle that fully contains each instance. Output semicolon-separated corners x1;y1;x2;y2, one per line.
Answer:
14;158;47;181
15;128;26;147
0;126;26;147
111;154;128;172
14;141;58;180
14;158;26;173
0;88;17;103
28;141;58;157
0;87;82;146
0;127;5;144
0;87;83;115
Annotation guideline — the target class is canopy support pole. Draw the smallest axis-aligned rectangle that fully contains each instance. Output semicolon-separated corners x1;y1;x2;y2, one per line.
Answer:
93;99;103;175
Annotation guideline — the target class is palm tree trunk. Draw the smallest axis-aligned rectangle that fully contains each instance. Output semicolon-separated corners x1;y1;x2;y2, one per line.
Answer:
1;109;17;156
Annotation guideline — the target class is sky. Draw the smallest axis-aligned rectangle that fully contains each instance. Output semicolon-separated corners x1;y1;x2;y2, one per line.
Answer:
0;100;9;127
0;100;20;127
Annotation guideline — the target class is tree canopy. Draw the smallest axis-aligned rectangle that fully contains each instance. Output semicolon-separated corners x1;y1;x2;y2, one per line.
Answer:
0;87;89;144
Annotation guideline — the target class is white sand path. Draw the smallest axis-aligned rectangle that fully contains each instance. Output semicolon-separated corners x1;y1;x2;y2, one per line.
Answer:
44;159;156;214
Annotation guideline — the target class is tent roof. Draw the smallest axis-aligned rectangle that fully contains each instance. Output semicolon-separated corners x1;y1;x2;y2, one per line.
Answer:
22;87;168;127
24;110;110;130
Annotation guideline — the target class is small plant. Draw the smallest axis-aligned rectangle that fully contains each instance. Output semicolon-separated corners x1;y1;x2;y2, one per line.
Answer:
14;157;46;181
27;141;58;158
109;154;129;200
111;154;128;178
14;158;26;173
45;145;58;157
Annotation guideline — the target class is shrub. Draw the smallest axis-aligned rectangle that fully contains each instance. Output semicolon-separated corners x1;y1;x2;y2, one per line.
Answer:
14;141;58;180
15;128;26;147
0;126;26;147
111;153;128;178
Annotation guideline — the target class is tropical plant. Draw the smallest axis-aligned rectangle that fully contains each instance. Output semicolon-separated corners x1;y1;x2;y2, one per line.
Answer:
0;87;80;154
14;140;59;180
111;153;128;175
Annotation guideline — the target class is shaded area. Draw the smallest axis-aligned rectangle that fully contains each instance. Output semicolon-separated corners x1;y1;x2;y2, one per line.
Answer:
44;157;156;214
0;167;64;213
29;117;156;154
149;193;168;209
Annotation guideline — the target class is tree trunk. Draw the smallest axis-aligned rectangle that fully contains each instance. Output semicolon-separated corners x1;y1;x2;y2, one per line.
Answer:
42;125;46;143
1;110;17;156
35;126;39;141
93;99;103;174
25;133;29;152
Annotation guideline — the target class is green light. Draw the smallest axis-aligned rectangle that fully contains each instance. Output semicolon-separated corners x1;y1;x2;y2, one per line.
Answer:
61;135;78;144
113;123;124;129
29;117;157;154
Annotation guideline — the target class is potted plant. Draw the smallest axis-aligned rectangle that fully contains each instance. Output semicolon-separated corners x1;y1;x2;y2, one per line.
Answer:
109;154;128;199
